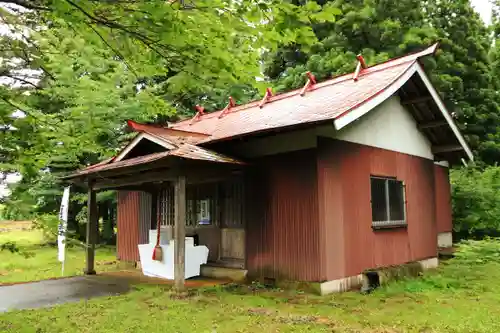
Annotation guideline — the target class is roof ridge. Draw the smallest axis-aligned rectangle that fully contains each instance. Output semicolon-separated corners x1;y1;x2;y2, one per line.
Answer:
127;119;210;137
172;43;438;127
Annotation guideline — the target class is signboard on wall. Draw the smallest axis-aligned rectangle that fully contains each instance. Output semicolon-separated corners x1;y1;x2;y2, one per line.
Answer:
197;199;211;225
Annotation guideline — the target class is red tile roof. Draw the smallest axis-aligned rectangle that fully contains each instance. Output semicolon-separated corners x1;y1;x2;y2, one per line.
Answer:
169;44;438;143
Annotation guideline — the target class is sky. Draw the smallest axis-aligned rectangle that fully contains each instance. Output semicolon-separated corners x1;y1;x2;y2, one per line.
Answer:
471;0;493;25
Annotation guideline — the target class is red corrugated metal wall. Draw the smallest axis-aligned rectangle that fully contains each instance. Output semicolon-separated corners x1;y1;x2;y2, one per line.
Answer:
138;192;152;244
245;149;322;281
434;165;453;233
317;138;437;280
117;191;141;261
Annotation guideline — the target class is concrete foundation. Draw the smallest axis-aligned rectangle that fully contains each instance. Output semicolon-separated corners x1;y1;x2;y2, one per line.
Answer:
418;257;439;270
319;257;439;295
438;232;453;248
319;274;365;295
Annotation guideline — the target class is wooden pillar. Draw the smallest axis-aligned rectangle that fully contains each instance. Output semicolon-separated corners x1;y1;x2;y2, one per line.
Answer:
174;176;186;291
85;182;98;275
151;189;158;230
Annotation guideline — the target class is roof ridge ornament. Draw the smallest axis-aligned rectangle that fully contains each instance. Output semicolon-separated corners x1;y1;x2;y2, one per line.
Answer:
353;54;368;81
218;96;236;118
190;105;205;125
300;71;316;96
259;87;273;108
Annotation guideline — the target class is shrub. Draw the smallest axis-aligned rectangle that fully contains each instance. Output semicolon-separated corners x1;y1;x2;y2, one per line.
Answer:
450;166;500;236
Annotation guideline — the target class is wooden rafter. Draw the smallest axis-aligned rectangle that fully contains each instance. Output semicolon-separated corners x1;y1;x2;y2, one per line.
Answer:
432;144;463;154
417;120;448;130
401;96;433;105
92;164;242;190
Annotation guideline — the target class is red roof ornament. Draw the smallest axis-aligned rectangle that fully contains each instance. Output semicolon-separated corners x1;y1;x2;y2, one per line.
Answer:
195;105;205;114
127;119;137;130
219;96;236;118
353;54;368;81
190;104;205;125
259;87;274;108
300;71;316;96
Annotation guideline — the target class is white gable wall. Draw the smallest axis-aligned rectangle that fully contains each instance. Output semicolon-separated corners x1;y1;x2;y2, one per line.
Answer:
335;95;434;160
226;95;433;160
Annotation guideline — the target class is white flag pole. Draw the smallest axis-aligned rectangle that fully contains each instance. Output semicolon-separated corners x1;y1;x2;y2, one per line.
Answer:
58;186;71;276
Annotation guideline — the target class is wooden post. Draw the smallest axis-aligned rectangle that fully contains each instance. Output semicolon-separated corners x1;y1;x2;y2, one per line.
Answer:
174;176;186;291
151;189;158;230
85;182;98;275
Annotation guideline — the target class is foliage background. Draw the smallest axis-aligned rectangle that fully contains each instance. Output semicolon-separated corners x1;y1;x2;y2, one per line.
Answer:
0;0;500;239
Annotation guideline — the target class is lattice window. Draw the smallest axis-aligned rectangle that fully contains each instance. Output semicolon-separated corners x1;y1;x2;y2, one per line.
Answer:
158;185;174;226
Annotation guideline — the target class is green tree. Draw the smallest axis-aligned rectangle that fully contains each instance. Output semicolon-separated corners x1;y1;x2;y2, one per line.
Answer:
425;0;499;165
0;1;341;238
264;0;500;165
264;0;436;90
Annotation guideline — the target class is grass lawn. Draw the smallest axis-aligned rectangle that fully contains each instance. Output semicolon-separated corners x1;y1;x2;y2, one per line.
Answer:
0;221;117;284
1;224;500;332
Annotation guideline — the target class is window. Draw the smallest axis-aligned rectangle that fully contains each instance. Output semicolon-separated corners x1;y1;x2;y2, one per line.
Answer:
370;176;406;228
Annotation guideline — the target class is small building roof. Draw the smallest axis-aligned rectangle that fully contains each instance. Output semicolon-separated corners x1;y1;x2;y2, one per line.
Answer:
65;143;244;179
68;43;473;180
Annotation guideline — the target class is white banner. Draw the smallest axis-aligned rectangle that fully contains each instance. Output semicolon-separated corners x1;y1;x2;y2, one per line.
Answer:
58;186;70;263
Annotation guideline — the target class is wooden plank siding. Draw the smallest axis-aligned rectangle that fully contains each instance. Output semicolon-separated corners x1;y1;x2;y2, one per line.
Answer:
434;165;453;233
317;138;438;281
245;149;322;281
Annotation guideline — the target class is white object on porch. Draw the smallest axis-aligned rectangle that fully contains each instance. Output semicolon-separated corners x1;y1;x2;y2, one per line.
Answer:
138;236;209;280
149;228;172;245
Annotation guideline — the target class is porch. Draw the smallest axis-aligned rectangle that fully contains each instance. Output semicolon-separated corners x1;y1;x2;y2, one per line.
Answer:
65;143;247;291
116;177;248;273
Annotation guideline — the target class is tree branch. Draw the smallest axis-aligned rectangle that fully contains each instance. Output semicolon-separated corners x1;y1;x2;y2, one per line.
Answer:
0;0;50;11
18;38;57;81
83;22;138;78
0;73;39;88
63;0;175;60
0;97;59;127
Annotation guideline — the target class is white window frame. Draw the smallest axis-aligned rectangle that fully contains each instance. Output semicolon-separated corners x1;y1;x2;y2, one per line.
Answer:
370;176;407;228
